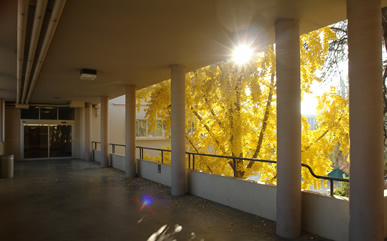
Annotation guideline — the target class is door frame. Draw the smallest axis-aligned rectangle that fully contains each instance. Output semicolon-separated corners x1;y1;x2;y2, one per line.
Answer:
21;119;75;160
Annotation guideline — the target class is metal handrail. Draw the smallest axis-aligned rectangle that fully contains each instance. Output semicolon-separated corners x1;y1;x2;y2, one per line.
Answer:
301;163;348;196
110;143;125;154
91;141;354;196
185;151;277;177
91;141;126;154
136;146;171;164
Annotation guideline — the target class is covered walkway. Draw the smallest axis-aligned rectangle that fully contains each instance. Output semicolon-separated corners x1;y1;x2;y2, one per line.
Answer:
0;159;329;241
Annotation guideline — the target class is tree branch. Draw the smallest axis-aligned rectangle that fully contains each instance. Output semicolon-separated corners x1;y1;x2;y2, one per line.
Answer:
185;135;213;172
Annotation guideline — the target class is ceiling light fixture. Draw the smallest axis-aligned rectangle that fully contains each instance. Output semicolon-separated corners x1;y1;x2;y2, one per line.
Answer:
80;68;97;80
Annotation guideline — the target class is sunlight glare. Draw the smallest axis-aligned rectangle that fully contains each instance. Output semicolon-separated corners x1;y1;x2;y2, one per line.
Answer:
301;94;317;115
232;45;253;64
245;88;251;96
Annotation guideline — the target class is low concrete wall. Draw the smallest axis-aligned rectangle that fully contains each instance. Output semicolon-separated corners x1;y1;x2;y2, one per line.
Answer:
94;150;101;163
93;154;387;240
138;159;171;187
188;170;277;221
384;193;387;238
133;160;349;240
301;192;387;241
94;152;127;172
302;191;349;241
111;154;125;171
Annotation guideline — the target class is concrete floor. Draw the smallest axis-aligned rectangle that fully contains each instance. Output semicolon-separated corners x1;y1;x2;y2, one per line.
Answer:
0;159;331;241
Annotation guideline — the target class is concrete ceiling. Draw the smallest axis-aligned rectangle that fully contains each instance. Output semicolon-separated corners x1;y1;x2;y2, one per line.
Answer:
0;0;384;105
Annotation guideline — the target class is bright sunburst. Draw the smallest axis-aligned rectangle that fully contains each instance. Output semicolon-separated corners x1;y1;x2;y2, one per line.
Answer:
232;45;254;64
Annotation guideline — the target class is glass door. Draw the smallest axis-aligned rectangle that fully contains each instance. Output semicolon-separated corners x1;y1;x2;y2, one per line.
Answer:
23;124;72;159
24;124;49;159
49;125;72;158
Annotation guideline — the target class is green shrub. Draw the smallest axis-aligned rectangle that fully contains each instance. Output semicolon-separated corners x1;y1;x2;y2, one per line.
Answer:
333;180;349;197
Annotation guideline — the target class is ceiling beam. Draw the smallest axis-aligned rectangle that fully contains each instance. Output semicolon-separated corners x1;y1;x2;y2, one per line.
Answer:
16;0;29;104
24;0;67;104
21;0;48;104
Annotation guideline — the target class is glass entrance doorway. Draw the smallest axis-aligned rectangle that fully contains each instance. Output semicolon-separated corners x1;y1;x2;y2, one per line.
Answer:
24;124;72;159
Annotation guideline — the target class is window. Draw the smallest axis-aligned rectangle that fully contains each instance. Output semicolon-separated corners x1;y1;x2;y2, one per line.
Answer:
137;120;147;137
21;106;75;120
40;107;57;120
58;107;75;120
136;119;165;138
21;106;39;119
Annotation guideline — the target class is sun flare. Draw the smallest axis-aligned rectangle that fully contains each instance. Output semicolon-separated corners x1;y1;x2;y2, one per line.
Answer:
232;45;254;64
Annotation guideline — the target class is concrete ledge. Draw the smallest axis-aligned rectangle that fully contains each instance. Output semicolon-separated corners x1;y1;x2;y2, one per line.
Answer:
384;195;387;238
94;150;101;163
138;159;171;187
111;154;125;171
188;170;277;221
302;191;349;241
94;155;387;241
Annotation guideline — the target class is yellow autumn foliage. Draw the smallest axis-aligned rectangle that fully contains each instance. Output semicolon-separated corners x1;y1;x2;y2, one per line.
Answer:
137;26;349;190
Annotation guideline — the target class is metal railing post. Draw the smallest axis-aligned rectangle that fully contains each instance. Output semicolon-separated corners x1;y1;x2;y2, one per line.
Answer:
92;141;95;161
233;158;236;177
330;180;334;196
188;153;191;169
112;144;115;154
193;154;195;170
161;150;164;164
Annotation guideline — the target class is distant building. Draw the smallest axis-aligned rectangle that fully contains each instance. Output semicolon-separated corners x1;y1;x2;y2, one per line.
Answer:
328;168;349;179
304;114;317;130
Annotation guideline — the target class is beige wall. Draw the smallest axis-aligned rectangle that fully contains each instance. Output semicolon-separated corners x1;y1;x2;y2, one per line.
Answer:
5;107;21;161
108;96;125;145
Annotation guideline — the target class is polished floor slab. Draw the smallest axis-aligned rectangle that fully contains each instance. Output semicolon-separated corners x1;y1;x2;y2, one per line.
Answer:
0;159;330;241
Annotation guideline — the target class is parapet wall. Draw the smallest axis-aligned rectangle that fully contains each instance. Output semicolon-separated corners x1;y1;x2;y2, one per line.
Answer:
93;151;387;241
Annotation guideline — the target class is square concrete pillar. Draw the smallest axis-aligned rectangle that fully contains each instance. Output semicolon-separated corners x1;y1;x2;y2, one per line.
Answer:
84;103;92;161
275;19;301;238
125;85;136;178
171;64;186;196
347;0;384;240
100;96;109;168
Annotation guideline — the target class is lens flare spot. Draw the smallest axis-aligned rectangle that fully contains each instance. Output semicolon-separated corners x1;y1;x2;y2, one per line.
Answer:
140;195;153;211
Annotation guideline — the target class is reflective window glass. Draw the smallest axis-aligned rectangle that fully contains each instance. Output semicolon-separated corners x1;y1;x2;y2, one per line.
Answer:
58;107;75;120
40;107;57;120
21;106;39;119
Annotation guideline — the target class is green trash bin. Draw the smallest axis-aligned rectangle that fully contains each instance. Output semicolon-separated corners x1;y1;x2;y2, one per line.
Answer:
0;154;14;178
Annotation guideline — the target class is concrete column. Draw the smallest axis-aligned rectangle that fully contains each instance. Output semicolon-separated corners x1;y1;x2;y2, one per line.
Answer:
0;98;5;155
275;19;301;238
100;96;109;168
171;64;186;196
84;103;92;161
0;98;4;143
347;0;384;240
125;85;136;178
